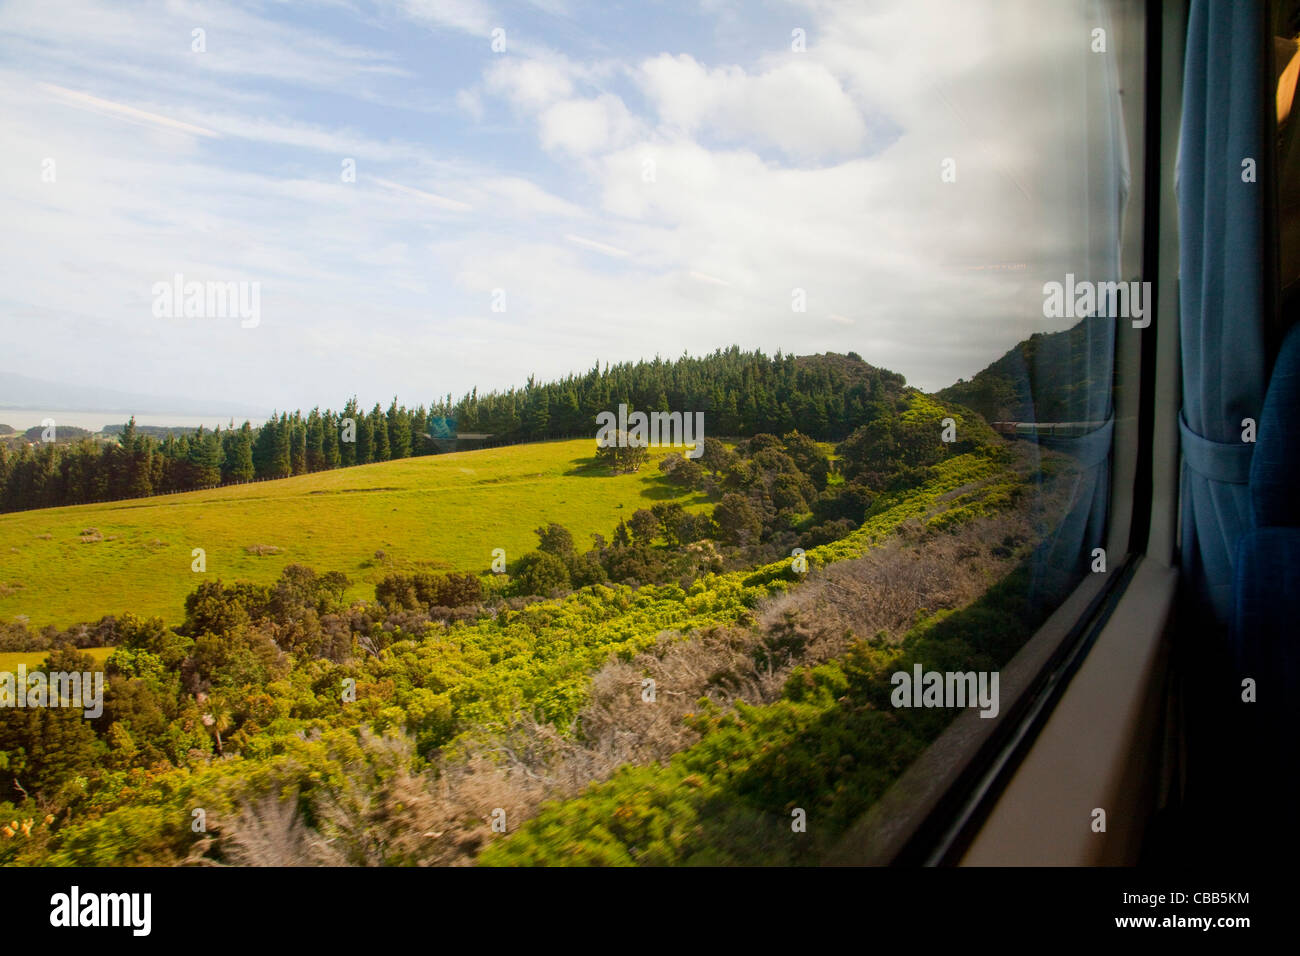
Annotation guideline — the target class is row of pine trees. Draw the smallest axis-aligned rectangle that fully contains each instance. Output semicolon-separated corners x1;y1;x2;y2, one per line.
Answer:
447;347;905;443
0;349;909;513
0;399;435;513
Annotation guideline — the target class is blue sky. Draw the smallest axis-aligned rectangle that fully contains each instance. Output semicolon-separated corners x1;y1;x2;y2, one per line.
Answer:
0;0;1128;415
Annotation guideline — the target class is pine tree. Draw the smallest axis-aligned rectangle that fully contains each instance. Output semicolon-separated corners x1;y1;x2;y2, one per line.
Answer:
370;405;390;461
356;413;373;464
187;427;222;487
229;425;255;481
323;412;341;468
525;385;550;439
409;405;428;456
291;419;307;475
339;398;358;467
306;410;326;472
386;399;411;459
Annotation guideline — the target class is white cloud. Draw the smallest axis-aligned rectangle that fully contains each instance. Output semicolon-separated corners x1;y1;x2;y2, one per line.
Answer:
392;0;495;35
539;93;640;155
639;53;868;162
484;55;577;111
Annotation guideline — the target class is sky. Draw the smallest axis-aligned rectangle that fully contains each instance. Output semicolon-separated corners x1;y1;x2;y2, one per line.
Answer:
0;0;1136;415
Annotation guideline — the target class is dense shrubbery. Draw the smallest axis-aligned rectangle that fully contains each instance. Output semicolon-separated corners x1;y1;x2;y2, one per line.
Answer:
481;562;1052;866
374;571;484;612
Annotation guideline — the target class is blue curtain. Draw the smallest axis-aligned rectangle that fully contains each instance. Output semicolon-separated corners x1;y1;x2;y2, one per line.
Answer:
1177;0;1269;630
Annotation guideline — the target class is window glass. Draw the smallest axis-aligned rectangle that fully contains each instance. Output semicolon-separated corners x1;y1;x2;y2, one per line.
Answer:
0;0;1143;866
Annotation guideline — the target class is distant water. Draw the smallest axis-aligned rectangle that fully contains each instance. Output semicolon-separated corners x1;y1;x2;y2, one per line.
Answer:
0;408;267;432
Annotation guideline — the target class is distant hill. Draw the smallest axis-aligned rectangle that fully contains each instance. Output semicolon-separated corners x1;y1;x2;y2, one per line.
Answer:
935;315;1113;423
21;424;94;443
0;370;268;419
100;423;201;439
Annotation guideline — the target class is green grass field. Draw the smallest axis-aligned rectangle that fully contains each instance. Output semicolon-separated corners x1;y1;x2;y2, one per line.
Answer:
0;647;113;671
0;440;708;629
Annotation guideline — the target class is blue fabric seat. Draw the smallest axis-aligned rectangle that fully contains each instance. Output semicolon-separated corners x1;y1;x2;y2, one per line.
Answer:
1232;321;1300;715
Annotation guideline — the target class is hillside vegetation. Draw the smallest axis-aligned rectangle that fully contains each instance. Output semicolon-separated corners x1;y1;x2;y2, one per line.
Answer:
0;350;907;515
0;440;705;628
936;314;1111;423
0;379;1083;867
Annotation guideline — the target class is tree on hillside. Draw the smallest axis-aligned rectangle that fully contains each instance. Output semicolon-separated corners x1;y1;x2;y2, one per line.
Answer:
355;412;373;465
370;405;390;462
306;411;326;472
386;399;411;459
713;493;762;546
253;415;291;479
323;411;341;468
534;522;575;557
187;427;222;487
525;383;550;439
339;398;358;467
511;550;570;597
290;419;307;475
596;431;648;474
228;425;255;482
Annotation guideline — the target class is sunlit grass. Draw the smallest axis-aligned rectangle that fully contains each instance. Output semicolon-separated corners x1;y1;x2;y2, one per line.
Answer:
0;440;708;629
0;646;113;670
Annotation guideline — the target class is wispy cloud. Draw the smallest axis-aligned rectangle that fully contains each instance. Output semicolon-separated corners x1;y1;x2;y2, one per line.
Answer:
564;234;629;258
38;84;220;138
687;270;732;288
371;176;474;211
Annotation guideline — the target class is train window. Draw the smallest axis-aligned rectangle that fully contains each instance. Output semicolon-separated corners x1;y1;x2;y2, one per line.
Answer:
0;0;1144;871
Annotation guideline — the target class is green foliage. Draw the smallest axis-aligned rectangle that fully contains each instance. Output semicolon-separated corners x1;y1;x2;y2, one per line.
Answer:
0;406;1027;867
483;564;1045;866
510;551;571;597
597;437;649;474
713;494;762;546
375;571;483;611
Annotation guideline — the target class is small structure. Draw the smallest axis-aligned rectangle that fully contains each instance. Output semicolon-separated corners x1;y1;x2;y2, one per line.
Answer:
991;421;1109;439
426;416;494;453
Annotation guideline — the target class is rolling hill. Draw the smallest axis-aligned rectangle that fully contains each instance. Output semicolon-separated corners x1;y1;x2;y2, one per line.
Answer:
935;314;1112;423
0;439;707;628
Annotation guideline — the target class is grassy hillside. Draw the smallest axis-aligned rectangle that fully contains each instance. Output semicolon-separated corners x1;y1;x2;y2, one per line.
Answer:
0;440;707;629
0;646;112;671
